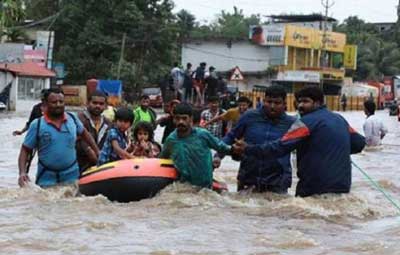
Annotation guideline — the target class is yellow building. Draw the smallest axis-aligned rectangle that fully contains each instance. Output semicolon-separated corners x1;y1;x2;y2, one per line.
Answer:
250;17;356;94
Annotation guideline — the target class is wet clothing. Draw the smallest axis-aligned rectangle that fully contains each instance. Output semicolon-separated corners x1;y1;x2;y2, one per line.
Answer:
129;141;161;158
201;108;226;138
76;110;112;171
133;106;156;130
26;102;43;128
158;114;175;144
98;127;129;165
160;127;231;188
244;106;366;197
363;114;388;146
23;113;84;187
222;108;296;193
221;107;241;128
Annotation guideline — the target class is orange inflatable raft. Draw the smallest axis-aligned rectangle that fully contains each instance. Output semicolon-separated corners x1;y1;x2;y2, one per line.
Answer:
79;158;227;202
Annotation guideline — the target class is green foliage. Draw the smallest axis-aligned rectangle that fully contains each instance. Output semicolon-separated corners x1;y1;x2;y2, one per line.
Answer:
337;15;400;81
356;38;400;80
24;0;177;96
176;9;196;41
190;6;260;39
0;0;26;42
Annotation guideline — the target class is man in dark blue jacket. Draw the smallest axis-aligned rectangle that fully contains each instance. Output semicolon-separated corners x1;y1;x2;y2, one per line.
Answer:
233;86;366;197
214;86;296;193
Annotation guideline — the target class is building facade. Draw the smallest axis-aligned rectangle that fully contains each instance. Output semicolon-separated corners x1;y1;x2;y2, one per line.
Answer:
181;39;274;91
0;62;54;110
250;22;348;94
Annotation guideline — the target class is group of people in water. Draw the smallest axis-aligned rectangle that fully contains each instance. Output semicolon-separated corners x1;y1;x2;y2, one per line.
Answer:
14;83;391;198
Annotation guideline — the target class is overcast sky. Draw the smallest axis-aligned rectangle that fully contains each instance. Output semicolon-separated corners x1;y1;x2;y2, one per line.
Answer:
173;0;398;24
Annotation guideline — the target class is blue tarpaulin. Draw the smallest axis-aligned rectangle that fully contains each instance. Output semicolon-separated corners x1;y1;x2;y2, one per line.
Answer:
96;80;122;96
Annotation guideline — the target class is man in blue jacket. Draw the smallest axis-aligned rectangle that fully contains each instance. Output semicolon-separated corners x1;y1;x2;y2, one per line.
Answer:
233;86;366;197
214;86;296;193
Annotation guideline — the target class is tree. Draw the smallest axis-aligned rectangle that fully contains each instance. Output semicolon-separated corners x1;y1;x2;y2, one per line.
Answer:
25;0;178;96
336;15;400;80
190;6;261;39
356;37;400;80
335;16;377;44
0;0;25;42
213;6;260;39
176;9;196;41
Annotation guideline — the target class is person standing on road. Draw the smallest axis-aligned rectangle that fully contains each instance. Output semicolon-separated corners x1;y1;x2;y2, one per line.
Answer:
341;93;347;111
183;63;193;103
18;88;100;188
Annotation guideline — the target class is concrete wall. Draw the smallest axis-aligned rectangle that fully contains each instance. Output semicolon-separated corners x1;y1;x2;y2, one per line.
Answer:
282;21;333;31
182;41;270;72
227;75;272;92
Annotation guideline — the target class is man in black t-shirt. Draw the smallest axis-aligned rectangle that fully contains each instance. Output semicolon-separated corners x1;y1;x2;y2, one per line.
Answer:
13;89;47;136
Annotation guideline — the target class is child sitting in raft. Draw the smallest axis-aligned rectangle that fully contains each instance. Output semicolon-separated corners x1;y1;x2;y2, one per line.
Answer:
97;107;134;165
128;121;161;158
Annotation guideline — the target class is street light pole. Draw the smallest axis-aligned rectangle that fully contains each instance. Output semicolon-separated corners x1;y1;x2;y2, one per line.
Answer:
320;0;335;90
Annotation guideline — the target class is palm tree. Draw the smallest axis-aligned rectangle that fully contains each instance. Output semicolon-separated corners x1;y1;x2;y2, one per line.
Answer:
356;37;400;80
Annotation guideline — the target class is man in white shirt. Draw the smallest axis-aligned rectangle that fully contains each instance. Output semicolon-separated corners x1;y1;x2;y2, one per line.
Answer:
363;100;388;147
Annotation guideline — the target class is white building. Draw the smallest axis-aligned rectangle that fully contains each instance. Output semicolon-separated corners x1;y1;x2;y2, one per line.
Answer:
0;62;55;110
182;38;279;91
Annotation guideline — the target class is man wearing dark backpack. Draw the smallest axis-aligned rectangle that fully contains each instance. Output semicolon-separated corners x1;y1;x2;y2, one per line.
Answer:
18;88;99;188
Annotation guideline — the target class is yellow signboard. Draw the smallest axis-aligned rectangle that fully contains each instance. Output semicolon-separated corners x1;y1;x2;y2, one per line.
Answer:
343;45;358;70
284;25;346;52
285;25;314;49
317;31;346;52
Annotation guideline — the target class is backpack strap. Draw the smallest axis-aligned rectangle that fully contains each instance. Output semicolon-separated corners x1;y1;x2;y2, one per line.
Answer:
67;112;78;128
35;113;78;184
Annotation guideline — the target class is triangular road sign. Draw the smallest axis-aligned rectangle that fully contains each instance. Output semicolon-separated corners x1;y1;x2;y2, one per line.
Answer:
230;66;244;81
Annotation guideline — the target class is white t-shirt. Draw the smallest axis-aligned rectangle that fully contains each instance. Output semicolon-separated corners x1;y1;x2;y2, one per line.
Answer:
363;115;388;146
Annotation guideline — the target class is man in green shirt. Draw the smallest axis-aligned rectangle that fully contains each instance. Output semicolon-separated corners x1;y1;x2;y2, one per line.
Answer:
133;95;157;130
159;103;233;188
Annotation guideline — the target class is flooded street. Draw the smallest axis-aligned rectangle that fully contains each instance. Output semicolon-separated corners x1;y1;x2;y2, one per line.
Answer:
1;102;400;254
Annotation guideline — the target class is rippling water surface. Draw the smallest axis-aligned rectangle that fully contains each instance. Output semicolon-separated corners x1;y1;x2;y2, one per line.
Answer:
1;101;399;254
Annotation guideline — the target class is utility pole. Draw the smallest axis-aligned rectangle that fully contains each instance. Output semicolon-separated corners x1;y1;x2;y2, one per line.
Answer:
320;0;335;90
117;33;127;80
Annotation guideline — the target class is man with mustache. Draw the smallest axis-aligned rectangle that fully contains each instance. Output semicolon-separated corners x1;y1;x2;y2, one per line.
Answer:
76;91;112;172
18;88;99;188
233;86;366;197
159;103;234;188
214;86;295;194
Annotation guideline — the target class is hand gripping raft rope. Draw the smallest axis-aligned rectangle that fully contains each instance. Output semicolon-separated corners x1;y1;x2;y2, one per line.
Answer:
352;160;400;214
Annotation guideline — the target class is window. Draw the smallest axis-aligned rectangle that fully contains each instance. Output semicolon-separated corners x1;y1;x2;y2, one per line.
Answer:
18;77;45;100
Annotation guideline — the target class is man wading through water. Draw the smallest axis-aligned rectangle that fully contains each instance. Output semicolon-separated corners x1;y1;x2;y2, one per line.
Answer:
214;86;296;193
76;91;112;173
233;86;366;197
18;88;99;188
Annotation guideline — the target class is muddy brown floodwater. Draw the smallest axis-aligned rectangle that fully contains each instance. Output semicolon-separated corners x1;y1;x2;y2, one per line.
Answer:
0;101;399;254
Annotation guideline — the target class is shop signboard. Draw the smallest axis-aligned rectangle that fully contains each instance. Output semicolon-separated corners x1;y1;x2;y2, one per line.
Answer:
343;45;357;70
249;24;285;46
277;70;320;83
